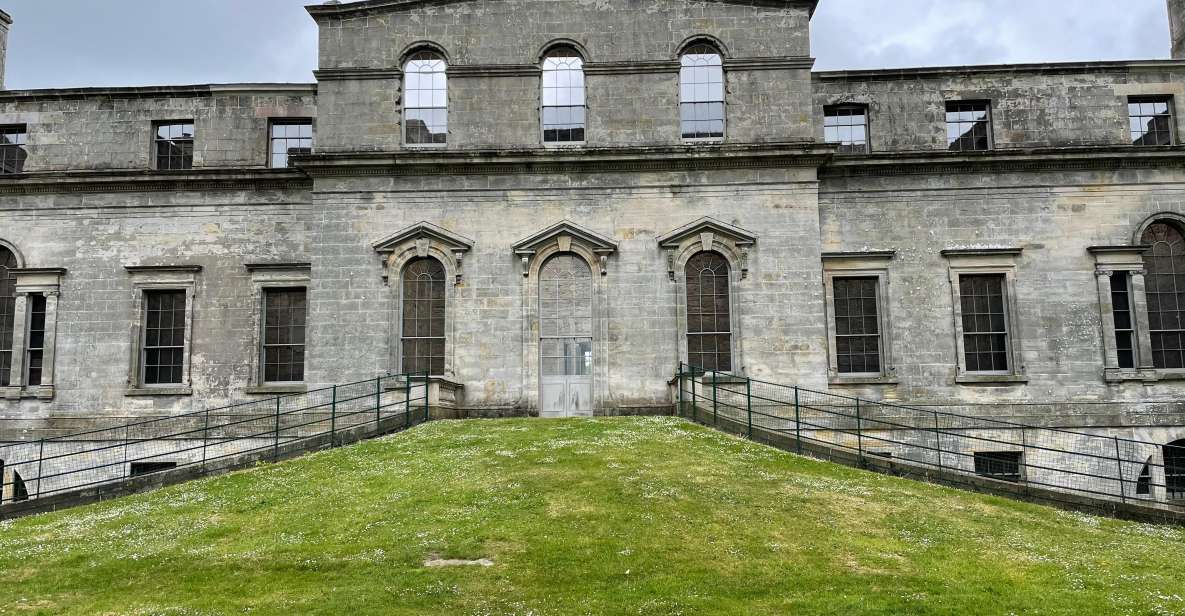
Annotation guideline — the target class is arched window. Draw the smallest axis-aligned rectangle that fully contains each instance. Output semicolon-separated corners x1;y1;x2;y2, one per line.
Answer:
1141;221;1185;369
541;47;585;144
401;258;446;375
1165;440;1185;500
403;51;448;145
0;246;16;387
679;44;724;140
686;252;731;372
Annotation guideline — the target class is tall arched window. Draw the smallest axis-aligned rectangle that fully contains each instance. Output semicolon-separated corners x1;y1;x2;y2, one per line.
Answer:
1165;439;1185;500
401;258;446;375
679;44;724;140
0;246;15;387
1141;221;1185;369
403;51;448;145
686;252;731;372
541;47;586;144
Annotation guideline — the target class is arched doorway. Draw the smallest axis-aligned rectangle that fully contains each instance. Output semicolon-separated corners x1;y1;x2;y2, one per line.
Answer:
1165;440;1185;501
538;253;593;417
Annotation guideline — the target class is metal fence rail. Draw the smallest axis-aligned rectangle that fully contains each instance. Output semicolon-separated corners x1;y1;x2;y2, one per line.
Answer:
676;364;1184;509
0;373;429;504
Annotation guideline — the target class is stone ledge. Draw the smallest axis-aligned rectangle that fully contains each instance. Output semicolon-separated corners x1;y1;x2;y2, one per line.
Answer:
829;376;900;386
955;374;1030;385
125;386;193;397
244;384;309;395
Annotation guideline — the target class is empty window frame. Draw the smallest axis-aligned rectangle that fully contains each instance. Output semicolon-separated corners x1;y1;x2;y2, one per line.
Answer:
832;277;882;375
1110;272;1137;370
1166;440;1185;500
679;44;725;140
403;51;448;145
1142;221;1185;369
0;246;15;387
154;121;194;170
1129;96;1175;146
1136;457;1152;496
130;461;177;477
0;126;27;174
262;288;306;383
269;120;313;168
945;101;992;152
824;105;869;153
541;48;586;144
401;258;446;375
685;252;732;372
973;451;1023;483
959;274;1010;373
23;293;46;387
141;290;187;385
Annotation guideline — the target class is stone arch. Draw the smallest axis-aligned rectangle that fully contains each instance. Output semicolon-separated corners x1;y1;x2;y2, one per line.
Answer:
538;38;589;63
1132;211;1185;245
675;34;729;59
398;41;451;66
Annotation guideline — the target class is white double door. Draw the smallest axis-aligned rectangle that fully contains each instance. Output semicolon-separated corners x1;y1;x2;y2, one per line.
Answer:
539;254;594;417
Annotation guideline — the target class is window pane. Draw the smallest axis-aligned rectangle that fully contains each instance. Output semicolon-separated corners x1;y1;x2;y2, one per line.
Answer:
945;102;991;152
1142;222;1185;369
154;122;195;170
959;274;1009;372
269;120;314;168
833;277;881;374
1129;96;1176;146
142;290;187;385
404;52;448;145
401;258;447;375
685;252;731;372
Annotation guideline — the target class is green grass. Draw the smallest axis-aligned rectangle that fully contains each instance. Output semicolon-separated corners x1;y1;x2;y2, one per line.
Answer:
1;417;1183;615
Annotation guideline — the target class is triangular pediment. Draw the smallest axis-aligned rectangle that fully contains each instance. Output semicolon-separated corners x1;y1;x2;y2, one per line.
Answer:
657;217;757;249
373;221;474;254
512;220;619;255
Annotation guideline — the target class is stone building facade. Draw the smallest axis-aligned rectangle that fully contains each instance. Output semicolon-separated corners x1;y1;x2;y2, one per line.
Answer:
3;1;1185;498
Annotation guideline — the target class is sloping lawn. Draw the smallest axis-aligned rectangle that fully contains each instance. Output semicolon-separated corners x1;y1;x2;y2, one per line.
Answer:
1;417;1183;615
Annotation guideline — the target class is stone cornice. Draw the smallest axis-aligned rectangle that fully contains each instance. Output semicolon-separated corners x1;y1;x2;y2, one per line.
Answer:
813;59;1185;81
941;248;1023;258
1087;245;1151;255
821;146;1185;178
314;56;812;81
820;250;896;261
307;0;819;19
244;262;313;272
0;83;316;103
292;142;831;177
0;168;311;195
124;265;203;274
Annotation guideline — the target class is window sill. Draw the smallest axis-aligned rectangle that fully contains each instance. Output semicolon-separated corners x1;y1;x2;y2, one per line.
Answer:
542;142;586;149
244;384;308;395
403;143;447;149
1104;368;1158;383
126;386;193;397
955;374;1029;385
829;376;899;386
682;138;724;146
1;385;54;400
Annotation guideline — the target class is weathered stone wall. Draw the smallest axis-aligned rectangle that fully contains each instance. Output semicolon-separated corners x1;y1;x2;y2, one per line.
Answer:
1171;0;1185;59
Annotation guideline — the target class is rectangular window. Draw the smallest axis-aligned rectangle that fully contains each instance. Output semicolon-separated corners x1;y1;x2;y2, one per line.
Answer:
24;294;46;387
262;288;306;383
833;277;881;374
959;274;1010;373
130;461;177;477
154;121;194;170
973;451;1023;483
0;125;27;174
824;105;869;154
946;101;992;152
269;120;313;168
1129;96;1175;146
141;290;187;385
1110;272;1136;370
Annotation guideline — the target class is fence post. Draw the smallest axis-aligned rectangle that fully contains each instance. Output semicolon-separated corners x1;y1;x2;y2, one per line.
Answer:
201;409;210;466
1020;429;1029;487
1114;436;1126;504
793;386;802;454
934;410;943;470
711;371;718;427
855;398;864;462
123;424;130;477
745;376;752;440
691;370;698;424
375;376;382;427
273;396;282;461
677;363;685;417
35;438;45;499
424;372;430;422
330;385;338;447
405;373;412;428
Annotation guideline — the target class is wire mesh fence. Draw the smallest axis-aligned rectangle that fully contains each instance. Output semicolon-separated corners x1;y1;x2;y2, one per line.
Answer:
676;364;1185;509
0;373;429;504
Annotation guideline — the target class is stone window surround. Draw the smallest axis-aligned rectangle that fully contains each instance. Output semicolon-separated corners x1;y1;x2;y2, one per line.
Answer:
821;251;898;386
244;263;311;395
1088;246;1158;383
678;36;728;145
2;267;66;401
125;265;200;397
658;217;756;377
942;248;1028;385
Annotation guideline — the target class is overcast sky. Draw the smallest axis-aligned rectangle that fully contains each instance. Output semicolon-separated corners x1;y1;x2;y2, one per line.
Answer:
1;0;1174;89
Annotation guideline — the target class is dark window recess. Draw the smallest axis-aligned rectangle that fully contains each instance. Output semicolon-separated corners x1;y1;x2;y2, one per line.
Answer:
973;451;1023;483
542;49;586;143
130;461;178;477
269;121;313;168
1141;222;1185;369
0;126;27;174
24;294;46;387
686;252;732;372
401;258;446;375
404;51;448;145
960;274;1010;372
946;101;992;152
262;288;307;383
1129;97;1175;146
1136;457;1152;496
0;247;16;387
833;277;881;374
679;44;725;140
1110;272;1136;369
142;290;186;385
824;106;869;153
870;451;893;459
154;122;194;170
1166;440;1185;500
9;469;27;501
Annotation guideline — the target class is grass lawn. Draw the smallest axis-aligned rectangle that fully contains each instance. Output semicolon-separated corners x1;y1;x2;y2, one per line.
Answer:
1;417;1183;615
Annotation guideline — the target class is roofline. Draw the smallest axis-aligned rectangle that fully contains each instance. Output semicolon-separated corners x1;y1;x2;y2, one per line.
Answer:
0;83;317;102
0;10;11;26
814;58;1185;80
307;0;819;19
